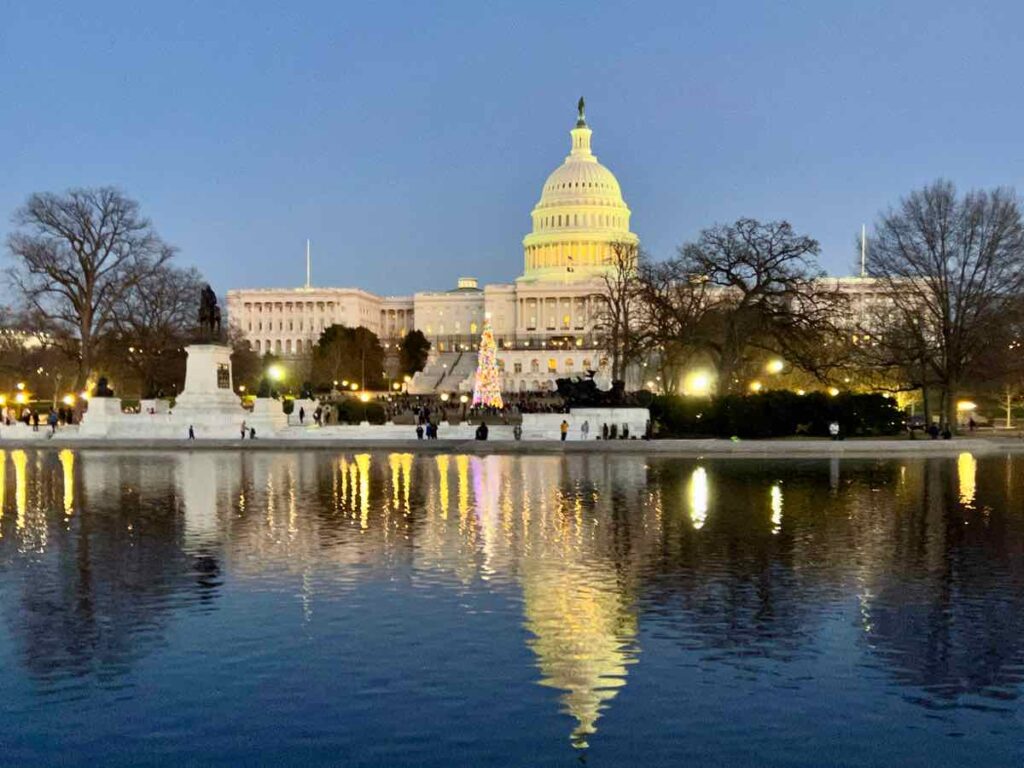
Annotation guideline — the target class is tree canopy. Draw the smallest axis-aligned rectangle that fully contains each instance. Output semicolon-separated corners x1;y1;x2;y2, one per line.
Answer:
6;187;175;386
398;329;431;377
311;325;385;390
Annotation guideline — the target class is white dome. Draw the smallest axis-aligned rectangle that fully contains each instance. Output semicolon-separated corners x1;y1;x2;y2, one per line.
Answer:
538;159;624;205
521;104;638;282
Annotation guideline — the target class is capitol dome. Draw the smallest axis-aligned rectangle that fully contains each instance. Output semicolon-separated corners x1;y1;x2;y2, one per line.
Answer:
521;99;638;282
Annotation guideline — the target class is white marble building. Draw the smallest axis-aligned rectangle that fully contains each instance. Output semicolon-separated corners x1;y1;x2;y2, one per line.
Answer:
227;101;637;392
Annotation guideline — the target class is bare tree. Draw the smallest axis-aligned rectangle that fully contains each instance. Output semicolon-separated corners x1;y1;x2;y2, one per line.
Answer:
634;257;711;391
104;264;205;397
677;218;847;394
591;241;644;382
6;187;174;386
867;181;1024;428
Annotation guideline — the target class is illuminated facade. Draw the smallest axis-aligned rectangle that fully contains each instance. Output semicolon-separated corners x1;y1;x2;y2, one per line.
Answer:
226;101;637;392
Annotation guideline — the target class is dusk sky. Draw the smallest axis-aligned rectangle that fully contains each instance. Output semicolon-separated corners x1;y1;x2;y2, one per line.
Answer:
3;1;1023;296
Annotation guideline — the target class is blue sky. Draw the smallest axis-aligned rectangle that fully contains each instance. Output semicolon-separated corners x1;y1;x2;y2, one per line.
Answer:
2;1;1022;295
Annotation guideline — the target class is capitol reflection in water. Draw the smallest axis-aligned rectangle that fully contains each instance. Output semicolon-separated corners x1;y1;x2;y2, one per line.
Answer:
1;449;1023;767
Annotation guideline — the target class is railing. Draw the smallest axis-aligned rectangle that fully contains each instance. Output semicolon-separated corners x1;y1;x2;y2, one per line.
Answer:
430;332;607;352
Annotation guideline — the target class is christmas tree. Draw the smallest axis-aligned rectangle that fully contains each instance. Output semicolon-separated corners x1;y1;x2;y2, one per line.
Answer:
472;316;504;409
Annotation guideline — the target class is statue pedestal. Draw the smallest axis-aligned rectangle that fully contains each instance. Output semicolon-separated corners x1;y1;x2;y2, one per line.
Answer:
174;345;241;413
248;397;288;433
168;345;249;437
79;397;124;437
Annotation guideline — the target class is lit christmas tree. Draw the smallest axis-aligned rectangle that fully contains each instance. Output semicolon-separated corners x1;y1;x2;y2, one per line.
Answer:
472;316;504;409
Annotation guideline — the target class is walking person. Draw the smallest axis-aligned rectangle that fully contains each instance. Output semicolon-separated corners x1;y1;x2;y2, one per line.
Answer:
31;411;40;432
47;409;58;436
581;420;590;440
299;406;306;425
241;420;247;440
513;423;522;441
416;424;424;440
188;425;196;440
560;420;569;441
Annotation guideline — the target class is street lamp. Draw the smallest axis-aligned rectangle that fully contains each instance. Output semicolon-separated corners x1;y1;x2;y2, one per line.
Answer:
268;365;285;382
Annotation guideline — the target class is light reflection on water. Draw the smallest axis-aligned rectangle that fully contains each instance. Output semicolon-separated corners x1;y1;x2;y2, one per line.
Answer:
0;450;1023;766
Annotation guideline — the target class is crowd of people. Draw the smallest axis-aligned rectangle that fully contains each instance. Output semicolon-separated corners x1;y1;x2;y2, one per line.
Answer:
2;405;75;435
375;393;570;424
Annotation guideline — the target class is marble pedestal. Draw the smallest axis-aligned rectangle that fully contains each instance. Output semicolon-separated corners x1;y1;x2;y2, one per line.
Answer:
79;397;124;437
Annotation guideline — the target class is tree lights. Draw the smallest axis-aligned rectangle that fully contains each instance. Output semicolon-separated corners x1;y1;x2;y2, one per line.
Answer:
472;317;504;409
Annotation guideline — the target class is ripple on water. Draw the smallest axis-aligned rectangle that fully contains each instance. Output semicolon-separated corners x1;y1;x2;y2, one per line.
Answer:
0;450;1021;766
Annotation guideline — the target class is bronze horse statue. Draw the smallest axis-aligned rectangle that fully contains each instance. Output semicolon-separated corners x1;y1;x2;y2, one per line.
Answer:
198;284;222;340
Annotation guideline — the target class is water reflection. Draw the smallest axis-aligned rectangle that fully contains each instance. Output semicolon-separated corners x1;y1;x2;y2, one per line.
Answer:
1;450;1023;759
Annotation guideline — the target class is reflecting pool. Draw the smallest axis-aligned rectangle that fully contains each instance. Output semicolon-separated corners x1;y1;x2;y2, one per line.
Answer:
1;449;1023;766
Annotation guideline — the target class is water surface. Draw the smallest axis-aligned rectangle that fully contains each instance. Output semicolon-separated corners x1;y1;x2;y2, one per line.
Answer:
0;449;1022;766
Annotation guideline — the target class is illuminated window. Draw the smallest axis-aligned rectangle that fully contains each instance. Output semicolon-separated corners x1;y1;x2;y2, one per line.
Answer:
548;358;557;372
470;322;478;334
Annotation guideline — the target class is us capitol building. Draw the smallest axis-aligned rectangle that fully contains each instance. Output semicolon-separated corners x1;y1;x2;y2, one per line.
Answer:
227;100;638;393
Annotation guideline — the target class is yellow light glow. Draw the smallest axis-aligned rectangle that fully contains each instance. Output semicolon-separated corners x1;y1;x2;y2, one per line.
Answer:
403;375;411;383
341;380;348;387
683;370;713;397
349;383;358;391
440;393;450;402
689;466;708;530
958;452;977;507
60;449;74;515
16;382;25;391
61;394;76;406
796;389;806;396
268;364;285;381
0;395;6;406
956;400;977;412
766;359;784;374
359;393;370;403
14;392;27;405
459;394;468;403
392;382;401;391
80;390;90;401
828;387;840;397
749;381;763;393
770;484;782;535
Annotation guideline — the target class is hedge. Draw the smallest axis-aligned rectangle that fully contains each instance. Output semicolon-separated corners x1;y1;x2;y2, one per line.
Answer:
334;399;387;425
649;391;903;438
